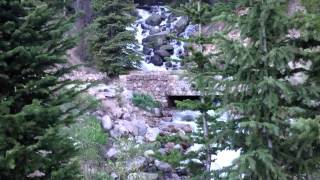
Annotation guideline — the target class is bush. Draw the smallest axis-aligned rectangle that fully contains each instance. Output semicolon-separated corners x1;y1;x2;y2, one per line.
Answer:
154;149;184;167
132;93;161;111
62;115;109;179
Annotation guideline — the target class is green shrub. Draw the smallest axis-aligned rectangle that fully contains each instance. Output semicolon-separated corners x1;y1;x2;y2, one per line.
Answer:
132;93;160;111
301;0;320;13
154;149;184;167
62;115;108;179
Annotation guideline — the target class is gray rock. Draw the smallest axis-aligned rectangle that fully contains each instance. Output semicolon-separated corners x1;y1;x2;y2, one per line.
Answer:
143;47;152;55
165;62;173;68
150;55;164;66
145;127;160;142
132;120;148;136
150;27;161;35
165;173;181;180
145;13;162;26
143;31;169;49
101;115;113;130
126;156;147;172
155;49;171;57
127;172;158;180
160;44;174;54
144;150;155;157
155;160;172;172
174;16;189;34
153;108;162;117
106;147;118;159
110;128;122;138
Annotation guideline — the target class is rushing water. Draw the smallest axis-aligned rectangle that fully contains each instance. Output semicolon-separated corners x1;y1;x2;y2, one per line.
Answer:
131;6;198;71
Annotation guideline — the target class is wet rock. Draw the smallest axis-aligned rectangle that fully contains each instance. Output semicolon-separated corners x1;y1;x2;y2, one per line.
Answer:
160;44;174;54
165;62;173;68
174;16;189;34
145;127;160;142
146;13;162;26
101;115;113;130
127;172;158;180
155;160;172;172
143;31;169;49
150;55;164;66
143;47;152;55
150;27;161;35
126;156;148;172
155;49;171;57
168;14;178;23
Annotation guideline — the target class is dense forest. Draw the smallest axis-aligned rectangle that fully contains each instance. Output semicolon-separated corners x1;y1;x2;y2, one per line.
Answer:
1;0;320;179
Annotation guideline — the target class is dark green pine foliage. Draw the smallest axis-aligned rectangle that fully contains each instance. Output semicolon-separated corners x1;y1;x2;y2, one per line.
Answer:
172;1;238;179
90;0;140;76
181;0;320;179
0;0;85;179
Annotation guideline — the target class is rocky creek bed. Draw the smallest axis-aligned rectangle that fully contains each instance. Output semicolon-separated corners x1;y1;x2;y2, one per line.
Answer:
65;5;240;180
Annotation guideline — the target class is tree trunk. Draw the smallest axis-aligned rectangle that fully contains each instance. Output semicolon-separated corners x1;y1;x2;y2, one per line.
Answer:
74;0;93;61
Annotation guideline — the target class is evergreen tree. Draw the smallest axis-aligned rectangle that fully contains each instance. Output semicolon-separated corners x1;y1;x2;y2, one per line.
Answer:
90;0;140;76
0;0;84;179
181;0;320;179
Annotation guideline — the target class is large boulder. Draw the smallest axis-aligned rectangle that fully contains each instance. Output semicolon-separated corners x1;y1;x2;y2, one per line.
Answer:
174;16;189;34
126;156;147;172
150;55;164;66
145;13;162;26
127;172;158;180
160;44;174;54
149;27;161;35
155;49;171;58
101;115;113;130
155;160;172;172
142;31;169;49
145;127;160;142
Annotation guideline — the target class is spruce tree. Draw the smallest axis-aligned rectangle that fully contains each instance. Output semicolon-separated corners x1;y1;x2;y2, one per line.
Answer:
0;0;84;179
181;0;320;179
90;0;140;76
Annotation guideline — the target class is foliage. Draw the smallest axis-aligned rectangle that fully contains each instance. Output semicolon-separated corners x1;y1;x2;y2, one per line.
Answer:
301;0;320;14
0;0;85;179
132;93;161;111
89;0;141;76
180;0;320;179
154;149;184;167
106;138;157;179
63;114;109;180
156;134;192;144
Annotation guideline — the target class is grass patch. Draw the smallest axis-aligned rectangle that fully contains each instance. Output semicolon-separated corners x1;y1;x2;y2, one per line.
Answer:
132;93;160;111
63;115;110;179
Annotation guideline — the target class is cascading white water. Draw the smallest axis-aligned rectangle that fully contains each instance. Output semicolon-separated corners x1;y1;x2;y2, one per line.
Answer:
131;6;198;71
